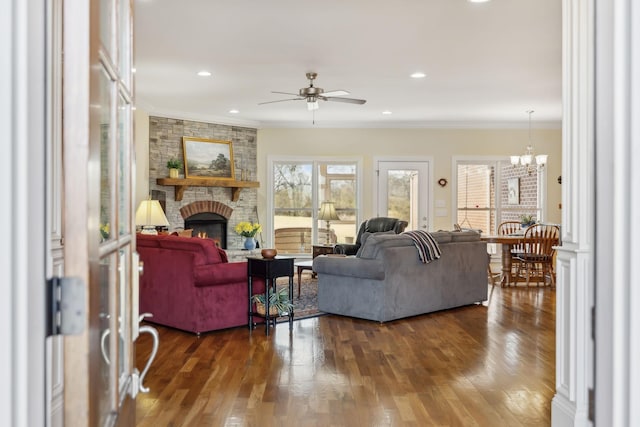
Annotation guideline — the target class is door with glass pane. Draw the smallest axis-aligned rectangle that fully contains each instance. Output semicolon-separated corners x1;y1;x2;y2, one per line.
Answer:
272;160;359;253
377;161;430;231
61;0;138;425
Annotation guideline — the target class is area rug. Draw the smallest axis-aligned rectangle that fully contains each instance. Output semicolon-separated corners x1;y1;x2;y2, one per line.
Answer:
273;273;323;320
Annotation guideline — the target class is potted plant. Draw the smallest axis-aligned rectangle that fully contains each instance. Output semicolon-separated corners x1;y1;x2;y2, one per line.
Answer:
251;287;293;316
234;221;262;250
520;214;536;228
166;158;181;178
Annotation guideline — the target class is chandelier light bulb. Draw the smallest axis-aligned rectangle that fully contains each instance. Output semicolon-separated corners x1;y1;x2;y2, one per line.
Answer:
511;110;547;173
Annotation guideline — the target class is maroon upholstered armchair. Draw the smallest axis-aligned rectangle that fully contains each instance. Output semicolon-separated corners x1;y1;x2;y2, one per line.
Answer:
137;234;264;334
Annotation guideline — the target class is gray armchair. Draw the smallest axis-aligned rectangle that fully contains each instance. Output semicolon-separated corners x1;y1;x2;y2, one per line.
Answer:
334;217;409;255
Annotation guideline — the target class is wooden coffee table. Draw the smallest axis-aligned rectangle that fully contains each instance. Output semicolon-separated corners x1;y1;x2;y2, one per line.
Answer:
294;260;314;297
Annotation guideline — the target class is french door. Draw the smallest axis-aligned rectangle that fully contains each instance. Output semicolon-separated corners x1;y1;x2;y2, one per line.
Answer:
57;0;139;426
376;159;431;231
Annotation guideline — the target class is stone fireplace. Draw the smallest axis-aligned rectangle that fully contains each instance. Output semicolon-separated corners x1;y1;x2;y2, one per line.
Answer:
180;201;233;249
147;116;259;250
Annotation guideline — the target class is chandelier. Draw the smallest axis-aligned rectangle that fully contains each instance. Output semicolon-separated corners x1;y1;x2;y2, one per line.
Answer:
511;110;547;174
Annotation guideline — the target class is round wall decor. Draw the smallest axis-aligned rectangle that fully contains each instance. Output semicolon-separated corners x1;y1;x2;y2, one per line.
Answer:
437;178;448;187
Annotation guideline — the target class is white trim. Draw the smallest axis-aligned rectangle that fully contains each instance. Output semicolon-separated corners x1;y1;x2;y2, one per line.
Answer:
594;0;640;425
266;155;363;250
0;0;14;422
552;0;595;425
1;0;47;425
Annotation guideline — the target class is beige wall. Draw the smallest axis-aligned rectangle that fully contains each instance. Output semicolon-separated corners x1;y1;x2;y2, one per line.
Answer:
257;127;562;232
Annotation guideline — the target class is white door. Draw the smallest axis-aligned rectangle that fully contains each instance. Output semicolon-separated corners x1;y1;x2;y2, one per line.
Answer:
376;160;431;231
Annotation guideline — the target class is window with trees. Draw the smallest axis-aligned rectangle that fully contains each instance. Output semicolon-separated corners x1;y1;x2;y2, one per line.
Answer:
271;159;360;254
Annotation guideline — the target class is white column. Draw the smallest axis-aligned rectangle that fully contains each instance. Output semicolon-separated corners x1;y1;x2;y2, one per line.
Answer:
0;0;48;426
593;0;640;425
552;0;595;426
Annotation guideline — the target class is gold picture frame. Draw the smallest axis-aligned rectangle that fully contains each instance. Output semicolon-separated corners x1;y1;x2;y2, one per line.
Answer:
182;137;235;180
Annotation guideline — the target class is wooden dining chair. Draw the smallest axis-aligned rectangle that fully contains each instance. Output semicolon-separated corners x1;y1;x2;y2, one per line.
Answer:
514;224;560;286
497;221;526;281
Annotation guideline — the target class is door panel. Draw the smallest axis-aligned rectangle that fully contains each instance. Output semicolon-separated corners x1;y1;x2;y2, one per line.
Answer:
60;0;136;426
377;161;430;231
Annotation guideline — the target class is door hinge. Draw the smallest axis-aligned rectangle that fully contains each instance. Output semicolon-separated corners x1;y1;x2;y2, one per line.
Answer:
588;387;595;421
46;276;86;336
591;306;596;340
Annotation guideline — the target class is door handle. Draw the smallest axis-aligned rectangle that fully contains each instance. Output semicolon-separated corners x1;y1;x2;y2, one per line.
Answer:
137;324;159;393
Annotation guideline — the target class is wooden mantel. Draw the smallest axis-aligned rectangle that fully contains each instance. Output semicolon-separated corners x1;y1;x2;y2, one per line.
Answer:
156;178;260;202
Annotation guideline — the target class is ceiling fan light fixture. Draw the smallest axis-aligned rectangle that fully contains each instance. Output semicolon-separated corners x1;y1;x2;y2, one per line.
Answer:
259;72;367;115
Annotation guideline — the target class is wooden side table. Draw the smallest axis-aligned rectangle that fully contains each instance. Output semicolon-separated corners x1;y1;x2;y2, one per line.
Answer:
247;257;294;335
312;244;335;258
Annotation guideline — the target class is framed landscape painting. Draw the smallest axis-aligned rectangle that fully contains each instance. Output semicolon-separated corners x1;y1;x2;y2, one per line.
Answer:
182;137;235;180
508;178;520;204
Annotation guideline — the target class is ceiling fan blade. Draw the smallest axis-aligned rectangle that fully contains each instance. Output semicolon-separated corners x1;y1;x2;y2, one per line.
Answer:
272;91;299;96
258;97;304;105
322;90;350;97
323;96;367;105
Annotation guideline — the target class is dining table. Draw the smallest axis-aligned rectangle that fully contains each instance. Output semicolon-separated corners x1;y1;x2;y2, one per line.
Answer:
481;234;526;287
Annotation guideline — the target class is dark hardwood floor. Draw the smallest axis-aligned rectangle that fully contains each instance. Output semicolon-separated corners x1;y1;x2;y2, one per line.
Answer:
135;285;555;426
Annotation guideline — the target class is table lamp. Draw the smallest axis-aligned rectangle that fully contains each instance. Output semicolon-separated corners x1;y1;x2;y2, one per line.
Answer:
318;201;340;244
135;199;170;235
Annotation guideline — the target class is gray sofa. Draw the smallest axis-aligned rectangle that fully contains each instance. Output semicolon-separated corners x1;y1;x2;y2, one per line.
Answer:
313;230;488;322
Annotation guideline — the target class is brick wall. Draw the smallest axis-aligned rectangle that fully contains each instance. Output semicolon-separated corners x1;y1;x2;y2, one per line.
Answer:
457;163;540;232
501;164;539;222
147;116;259;249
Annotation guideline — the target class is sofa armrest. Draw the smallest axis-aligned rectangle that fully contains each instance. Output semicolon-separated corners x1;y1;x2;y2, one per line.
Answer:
193;261;247;287
313;256;385;280
333;243;358;255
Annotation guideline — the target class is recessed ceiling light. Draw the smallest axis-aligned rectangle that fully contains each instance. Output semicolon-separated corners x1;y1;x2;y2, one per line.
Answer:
197;70;211;77
382;111;393;115
410;72;426;79
468;0;491;3
131;67;137;73
229;109;239;114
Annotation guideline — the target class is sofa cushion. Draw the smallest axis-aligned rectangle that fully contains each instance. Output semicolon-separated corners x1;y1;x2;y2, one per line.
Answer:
428;231;452;244
450;230;481;242
358;233;414;259
137;233;162;247
156;235;222;265
355;230;396;257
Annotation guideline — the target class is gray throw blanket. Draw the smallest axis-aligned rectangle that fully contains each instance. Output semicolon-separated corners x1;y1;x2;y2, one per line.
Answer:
402;230;441;263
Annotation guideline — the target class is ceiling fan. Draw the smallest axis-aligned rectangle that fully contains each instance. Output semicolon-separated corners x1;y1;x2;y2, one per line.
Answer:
259;72;366;110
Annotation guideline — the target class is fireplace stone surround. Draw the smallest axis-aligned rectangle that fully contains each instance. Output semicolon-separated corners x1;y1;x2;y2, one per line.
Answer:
147;116;259;250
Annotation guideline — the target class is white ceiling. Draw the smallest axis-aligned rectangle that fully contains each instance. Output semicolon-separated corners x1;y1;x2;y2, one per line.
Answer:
134;0;562;129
